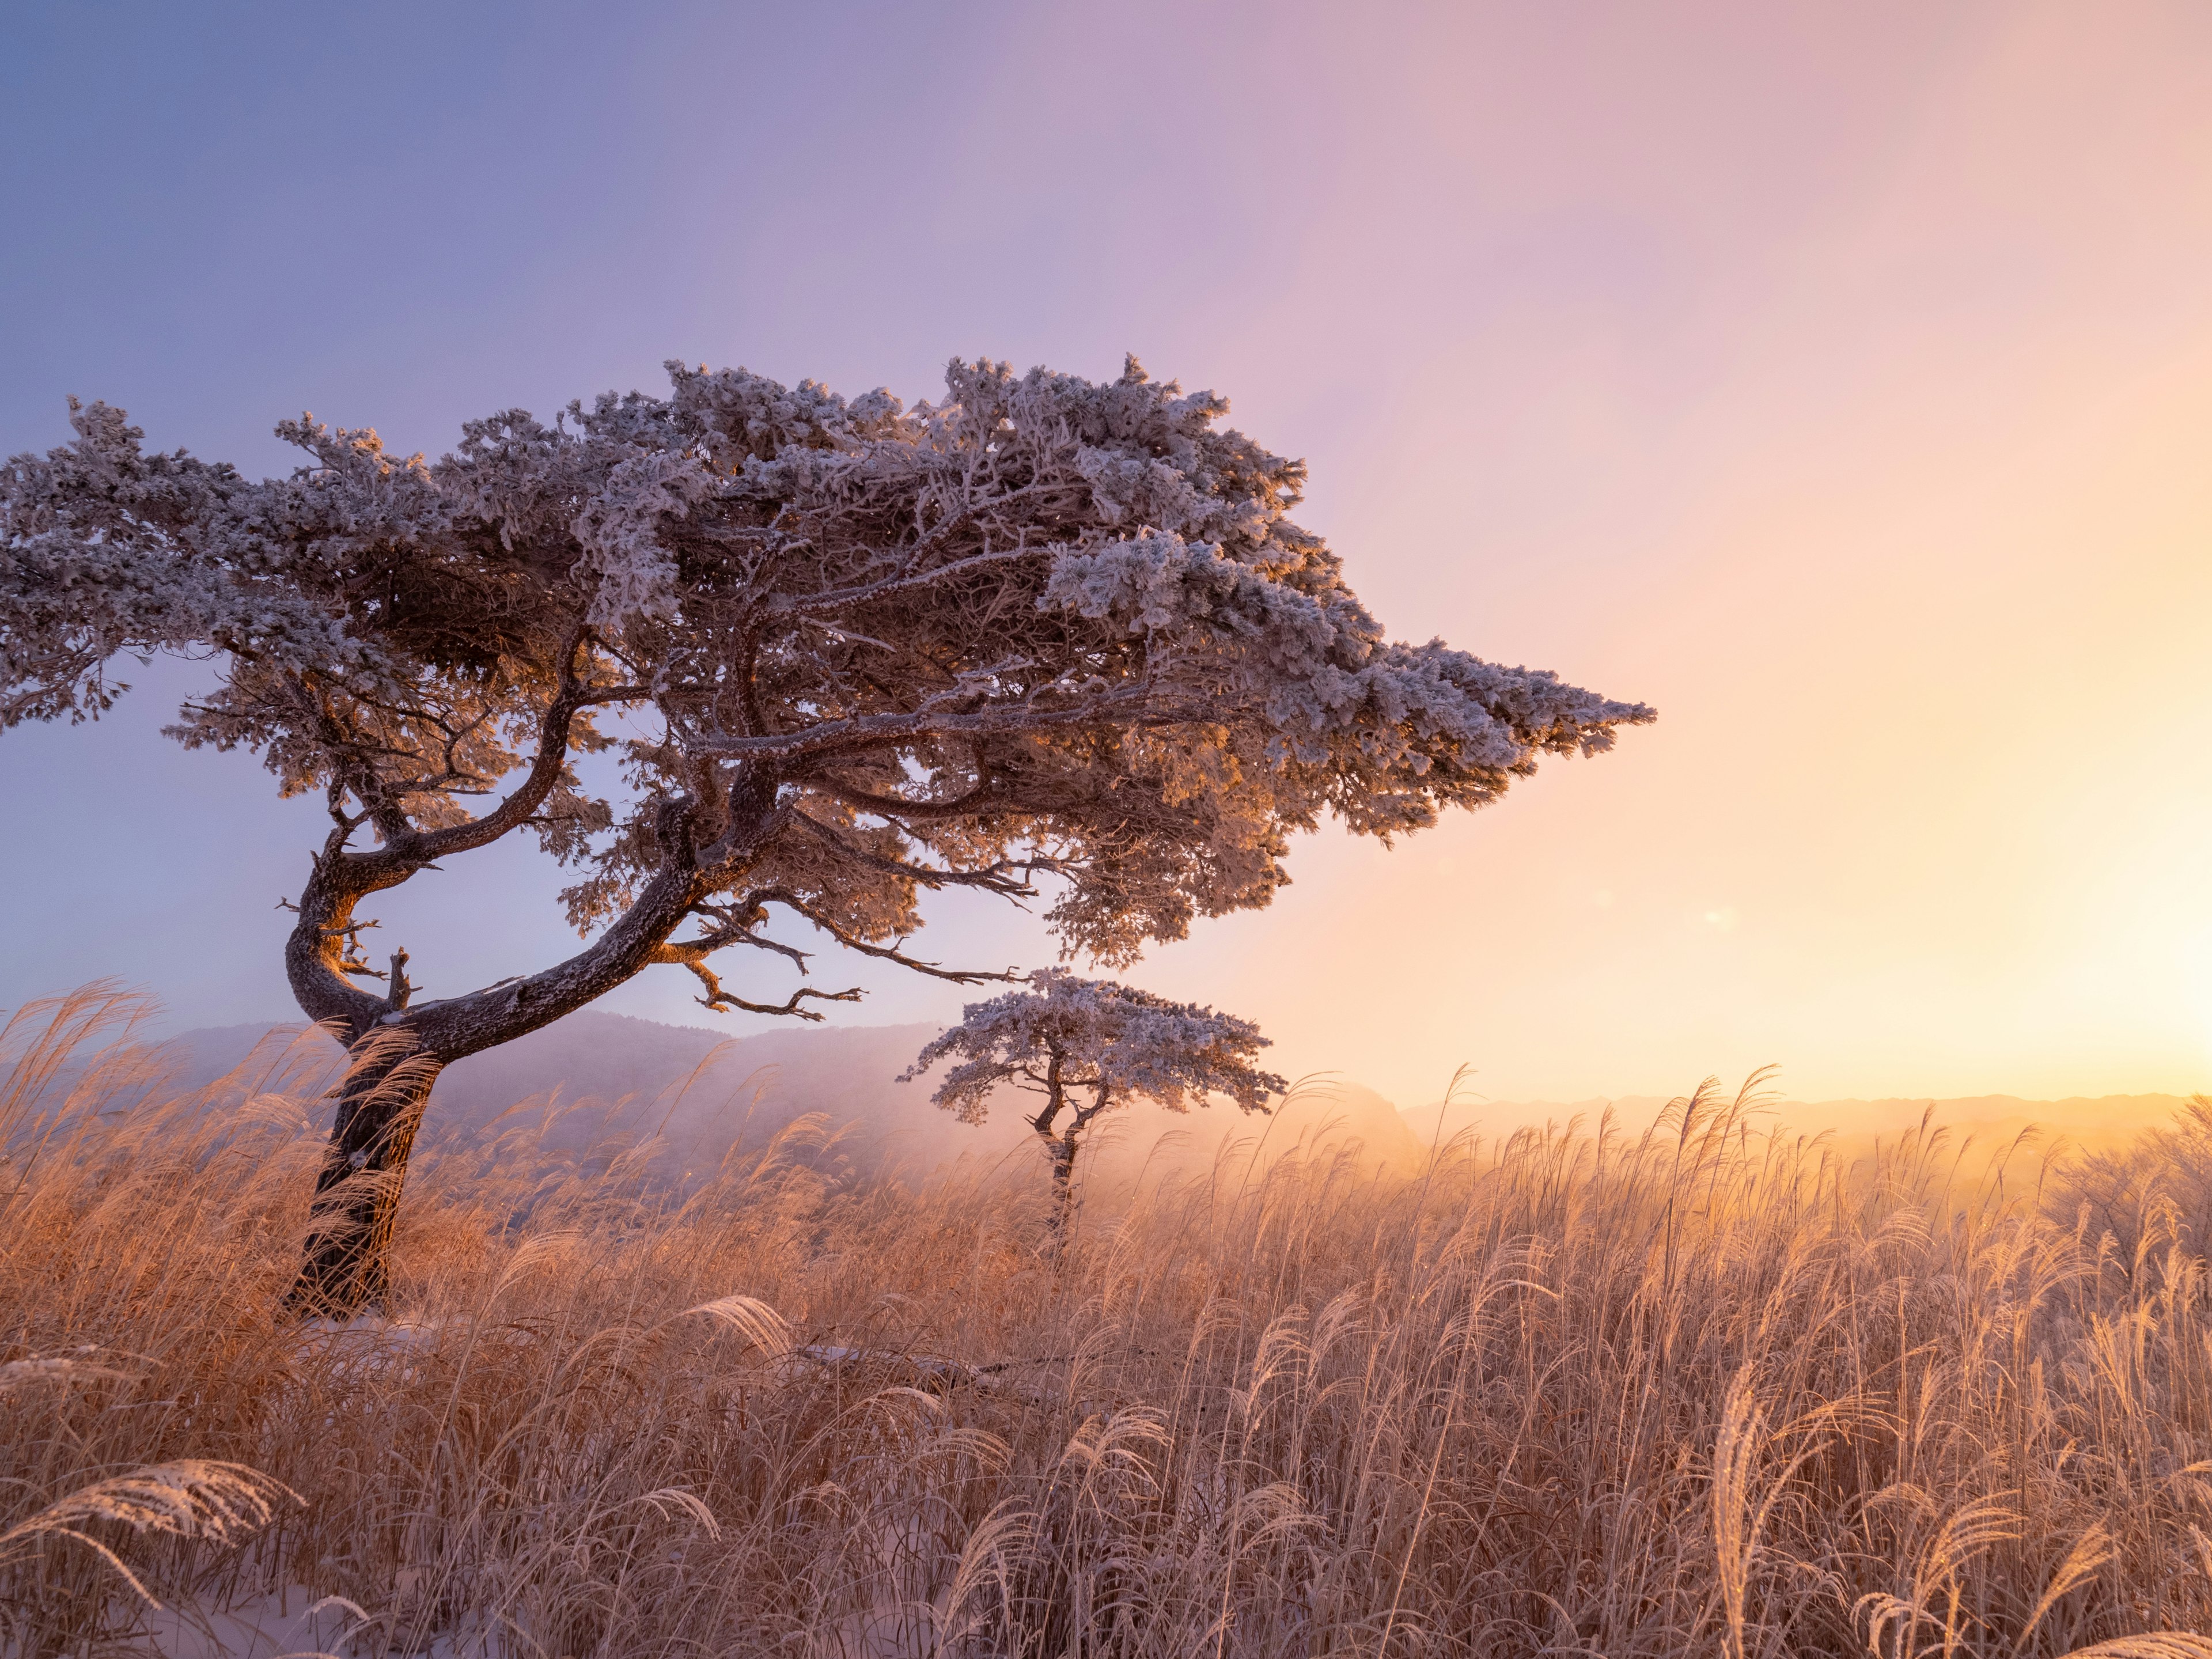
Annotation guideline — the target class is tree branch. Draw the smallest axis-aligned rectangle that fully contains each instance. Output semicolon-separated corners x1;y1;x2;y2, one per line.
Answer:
677;899;815;970
809;769;1012;823
675;957;861;1022
779;533;1051;619
698;685;1210;764
402;654;646;861
787;811;1043;896
755;887;1021;986
1070;1082;1115;1131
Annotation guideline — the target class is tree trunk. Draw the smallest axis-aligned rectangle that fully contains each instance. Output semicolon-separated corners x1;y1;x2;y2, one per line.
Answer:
1047;1129;1080;1245
285;1028;444;1317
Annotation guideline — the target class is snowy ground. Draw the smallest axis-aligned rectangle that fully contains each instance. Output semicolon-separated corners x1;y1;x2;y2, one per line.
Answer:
137;1589;377;1659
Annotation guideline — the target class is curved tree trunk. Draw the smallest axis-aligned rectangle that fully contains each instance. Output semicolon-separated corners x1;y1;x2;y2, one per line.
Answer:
1047;1128;1080;1245
286;1029;443;1316
1036;1075;1110;1251
1031;1051;1080;1249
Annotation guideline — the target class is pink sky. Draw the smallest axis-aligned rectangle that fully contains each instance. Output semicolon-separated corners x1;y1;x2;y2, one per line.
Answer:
3;4;2207;1110
1126;5;2212;1107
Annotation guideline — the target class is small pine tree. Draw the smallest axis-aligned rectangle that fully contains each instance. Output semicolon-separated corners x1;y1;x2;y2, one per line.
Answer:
904;969;1286;1239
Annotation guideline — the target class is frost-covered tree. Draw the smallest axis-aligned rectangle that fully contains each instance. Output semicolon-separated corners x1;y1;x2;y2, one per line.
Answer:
1;355;1652;1312
903;969;1285;1236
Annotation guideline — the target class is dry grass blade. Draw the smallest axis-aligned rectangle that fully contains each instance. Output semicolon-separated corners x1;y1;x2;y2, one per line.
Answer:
933;1500;1038;1653
0;1459;298;1548
623;1487;724;1540
2017;1522;2116;1655
0;1459;300;1609
0;1354;142;1392
1713;1368;1764;1659
665;1291;793;1356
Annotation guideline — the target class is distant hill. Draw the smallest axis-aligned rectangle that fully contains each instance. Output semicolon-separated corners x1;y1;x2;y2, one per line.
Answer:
158;1011;1425;1192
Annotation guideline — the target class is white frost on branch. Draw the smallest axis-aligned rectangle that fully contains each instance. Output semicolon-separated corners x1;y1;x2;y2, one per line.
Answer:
903;968;1285;1128
0;402;375;726
569;450;717;627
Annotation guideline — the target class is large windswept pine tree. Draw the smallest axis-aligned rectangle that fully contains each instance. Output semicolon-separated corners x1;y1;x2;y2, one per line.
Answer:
1;356;1652;1311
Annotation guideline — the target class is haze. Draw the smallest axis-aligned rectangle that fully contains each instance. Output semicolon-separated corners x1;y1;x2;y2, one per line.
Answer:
3;2;2208;1112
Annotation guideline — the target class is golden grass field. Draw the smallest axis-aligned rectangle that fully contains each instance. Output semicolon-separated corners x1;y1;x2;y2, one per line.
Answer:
7;986;2212;1658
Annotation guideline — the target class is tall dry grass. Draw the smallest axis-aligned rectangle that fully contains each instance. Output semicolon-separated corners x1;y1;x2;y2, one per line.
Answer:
5;985;2212;1657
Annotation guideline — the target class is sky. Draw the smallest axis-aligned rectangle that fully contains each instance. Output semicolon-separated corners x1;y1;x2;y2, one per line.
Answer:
3;2;2210;1111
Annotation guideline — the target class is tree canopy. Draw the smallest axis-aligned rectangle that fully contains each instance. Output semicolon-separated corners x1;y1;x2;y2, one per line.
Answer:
1;354;1652;1060
907;968;1285;1127
904;968;1286;1232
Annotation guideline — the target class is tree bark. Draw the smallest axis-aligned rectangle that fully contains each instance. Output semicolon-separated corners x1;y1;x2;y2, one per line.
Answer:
286;1028;442;1316
1031;1051;1076;1247
1047;1128;1079;1245
1034;1068;1109;1251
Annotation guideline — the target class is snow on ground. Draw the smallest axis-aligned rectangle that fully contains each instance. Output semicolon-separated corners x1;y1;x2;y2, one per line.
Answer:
137;1588;376;1659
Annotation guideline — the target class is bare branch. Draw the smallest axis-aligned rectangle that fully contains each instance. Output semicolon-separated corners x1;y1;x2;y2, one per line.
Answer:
676;957;861;1022
756;888;1022;986
402;671;646;861
679;899;815;970
384;949;414;1011
809;770;1012;823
